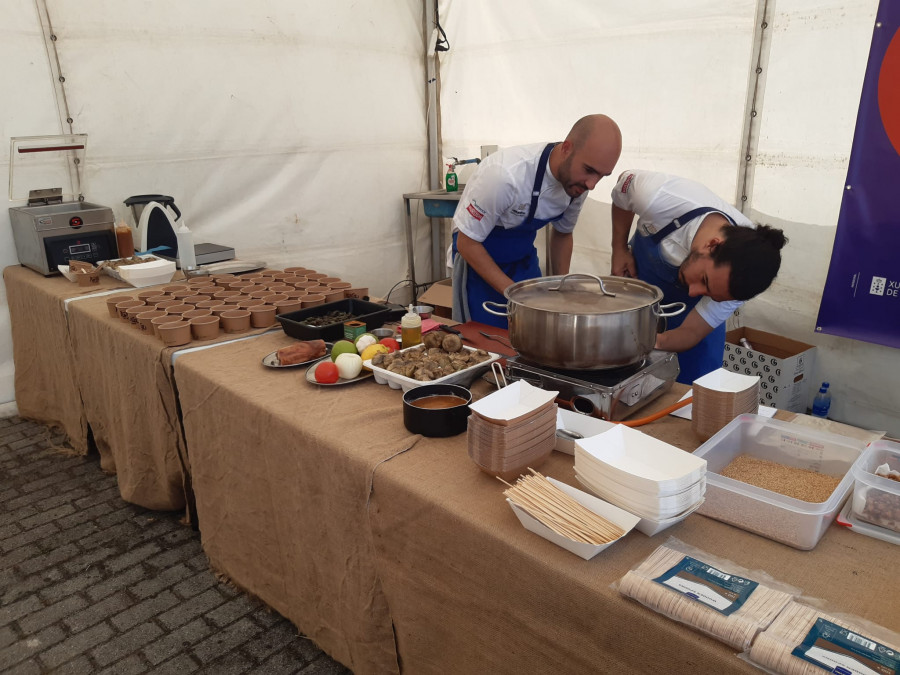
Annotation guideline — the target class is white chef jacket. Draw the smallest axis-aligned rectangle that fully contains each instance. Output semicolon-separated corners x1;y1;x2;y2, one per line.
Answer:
446;143;587;266
611;170;754;329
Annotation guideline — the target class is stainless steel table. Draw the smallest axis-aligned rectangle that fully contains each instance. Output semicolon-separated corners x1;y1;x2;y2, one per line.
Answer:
402;189;463;297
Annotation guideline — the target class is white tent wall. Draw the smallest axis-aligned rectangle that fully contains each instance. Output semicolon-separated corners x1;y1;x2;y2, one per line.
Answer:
438;0;899;436
0;0;427;405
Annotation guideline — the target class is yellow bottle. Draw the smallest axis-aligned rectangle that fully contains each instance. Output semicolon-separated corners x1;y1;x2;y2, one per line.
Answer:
400;304;422;347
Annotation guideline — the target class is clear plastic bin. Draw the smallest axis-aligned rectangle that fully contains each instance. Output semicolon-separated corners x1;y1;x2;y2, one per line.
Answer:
850;440;900;534
693;414;866;550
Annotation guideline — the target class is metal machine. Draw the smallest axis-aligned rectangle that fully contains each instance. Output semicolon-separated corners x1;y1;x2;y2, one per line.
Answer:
8;135;116;275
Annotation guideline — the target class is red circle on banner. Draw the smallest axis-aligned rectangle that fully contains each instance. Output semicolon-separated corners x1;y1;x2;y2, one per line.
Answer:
879;28;900;156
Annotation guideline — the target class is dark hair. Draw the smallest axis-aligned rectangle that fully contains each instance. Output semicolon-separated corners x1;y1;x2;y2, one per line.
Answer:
711;224;788;300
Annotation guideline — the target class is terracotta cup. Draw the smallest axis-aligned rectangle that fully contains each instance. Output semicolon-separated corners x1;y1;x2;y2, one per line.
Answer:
136;310;166;335
306;273;327;281
183;294;212;306
262;293;288;304
301;294;326;308
162;285;188;294
318;277;341;285
211;304;239;317
328;282;351;290
285;290;308;300
116;300;145;322
154;299;181;312
214;289;242;300
144;294;169;307
190;315;220;340
238;297;266;310
137;290;162;303
106;294;134;318
343;287;369;299
171;289;193;300
241;284;267;295
151;314;183;337
320;288;344;303
248;288;273;299
267;284;293;293
125;305;147;327
273;299;303;315
219;309;251;333
249;305;277;328
271;273;294;281
158;320;192;347
293;280;317;290
165;304;193;317
183;308;212;321
76;270;101;287
212;274;236;286
196;299;225;310
306;285;330;295
284;267;311;275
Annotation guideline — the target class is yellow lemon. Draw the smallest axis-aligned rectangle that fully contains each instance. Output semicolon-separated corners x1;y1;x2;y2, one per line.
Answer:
360;343;389;369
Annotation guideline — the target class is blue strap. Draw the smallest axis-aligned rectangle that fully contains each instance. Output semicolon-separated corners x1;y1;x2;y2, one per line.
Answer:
524;143;558;224
649;206;737;245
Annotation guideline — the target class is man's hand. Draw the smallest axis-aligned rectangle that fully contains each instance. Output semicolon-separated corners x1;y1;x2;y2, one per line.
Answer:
655;309;715;352
611;248;637;277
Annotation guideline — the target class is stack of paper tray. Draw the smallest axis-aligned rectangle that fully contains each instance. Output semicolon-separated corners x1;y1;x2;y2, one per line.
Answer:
575;425;707;536
691;368;760;440
467;380;559;481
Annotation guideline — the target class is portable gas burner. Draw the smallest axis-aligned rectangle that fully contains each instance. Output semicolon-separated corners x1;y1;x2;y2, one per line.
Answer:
504;350;680;421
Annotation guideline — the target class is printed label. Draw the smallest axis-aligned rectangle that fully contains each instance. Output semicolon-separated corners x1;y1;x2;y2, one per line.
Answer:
791;618;899;675
466;202;484;221
651;555;759;616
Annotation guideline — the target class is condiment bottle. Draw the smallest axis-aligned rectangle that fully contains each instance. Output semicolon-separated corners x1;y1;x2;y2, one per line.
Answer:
115;220;135;259
175;220;197;271
401;304;422;347
445;163;458;192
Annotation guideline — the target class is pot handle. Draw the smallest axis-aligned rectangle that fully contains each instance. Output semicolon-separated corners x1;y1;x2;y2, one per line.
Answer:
657;302;687;318
482;301;509;317
549;273;616;297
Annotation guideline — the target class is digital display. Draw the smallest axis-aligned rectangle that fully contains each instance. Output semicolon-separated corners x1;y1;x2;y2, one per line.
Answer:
68;243;92;254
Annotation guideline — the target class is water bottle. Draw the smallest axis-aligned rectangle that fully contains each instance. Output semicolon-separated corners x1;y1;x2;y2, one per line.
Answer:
175;220;197;271
811;381;831;418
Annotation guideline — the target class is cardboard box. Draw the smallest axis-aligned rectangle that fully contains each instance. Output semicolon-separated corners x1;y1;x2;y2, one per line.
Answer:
722;327;817;413
418;278;453;320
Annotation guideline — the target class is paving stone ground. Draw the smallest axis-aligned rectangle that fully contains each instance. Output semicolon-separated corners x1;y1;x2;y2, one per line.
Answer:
0;415;353;674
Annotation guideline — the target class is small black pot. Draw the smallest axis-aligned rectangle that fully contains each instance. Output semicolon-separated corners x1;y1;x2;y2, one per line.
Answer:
402;384;472;437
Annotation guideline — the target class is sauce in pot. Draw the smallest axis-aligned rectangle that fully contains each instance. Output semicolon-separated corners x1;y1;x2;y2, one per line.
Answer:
409;395;468;409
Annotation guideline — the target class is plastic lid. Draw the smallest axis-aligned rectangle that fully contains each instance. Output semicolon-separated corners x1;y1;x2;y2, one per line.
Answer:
9;134;88;202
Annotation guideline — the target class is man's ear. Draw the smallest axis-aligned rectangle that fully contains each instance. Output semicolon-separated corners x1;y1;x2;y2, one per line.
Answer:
706;237;724;254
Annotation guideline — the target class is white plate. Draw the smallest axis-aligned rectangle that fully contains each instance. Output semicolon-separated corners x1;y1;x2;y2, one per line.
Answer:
57;265;79;282
261;343;333;369
305;356;373;386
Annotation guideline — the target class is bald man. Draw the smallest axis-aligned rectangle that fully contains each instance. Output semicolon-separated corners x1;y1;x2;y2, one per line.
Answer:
450;114;623;329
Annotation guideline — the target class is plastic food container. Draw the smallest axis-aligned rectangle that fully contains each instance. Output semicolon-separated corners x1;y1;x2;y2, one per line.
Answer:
849;440;900;534
364;344;500;393
277;299;390;341
693;414;866;550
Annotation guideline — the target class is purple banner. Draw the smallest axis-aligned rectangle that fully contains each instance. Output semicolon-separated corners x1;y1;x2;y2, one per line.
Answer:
816;2;900;348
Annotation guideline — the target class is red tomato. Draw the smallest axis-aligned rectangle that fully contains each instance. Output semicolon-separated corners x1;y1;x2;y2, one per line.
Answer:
314;360;340;383
379;337;400;353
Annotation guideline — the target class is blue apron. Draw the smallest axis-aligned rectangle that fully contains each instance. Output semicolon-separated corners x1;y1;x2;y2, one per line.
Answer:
630;207;735;385
452;142;568;329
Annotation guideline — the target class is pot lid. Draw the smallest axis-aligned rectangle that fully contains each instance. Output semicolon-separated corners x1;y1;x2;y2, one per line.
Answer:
505;274;663;313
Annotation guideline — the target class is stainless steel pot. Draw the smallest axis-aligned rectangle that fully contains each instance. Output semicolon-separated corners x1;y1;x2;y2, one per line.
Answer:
483;274;685;370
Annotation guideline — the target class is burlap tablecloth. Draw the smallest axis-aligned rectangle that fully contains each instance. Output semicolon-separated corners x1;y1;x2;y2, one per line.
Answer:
2;265;131;452
171;333;900;674
66;291;275;512
173;331;408;674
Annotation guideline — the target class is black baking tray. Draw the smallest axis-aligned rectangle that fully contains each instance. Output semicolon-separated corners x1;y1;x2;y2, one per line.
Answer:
277;299;391;341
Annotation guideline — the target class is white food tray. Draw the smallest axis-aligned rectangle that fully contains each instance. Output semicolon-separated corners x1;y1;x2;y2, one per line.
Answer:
363;344;500;392
103;257;176;288
508;477;640;559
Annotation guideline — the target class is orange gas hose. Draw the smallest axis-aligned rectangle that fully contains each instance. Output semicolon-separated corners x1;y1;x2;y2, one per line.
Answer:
618;396;692;427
